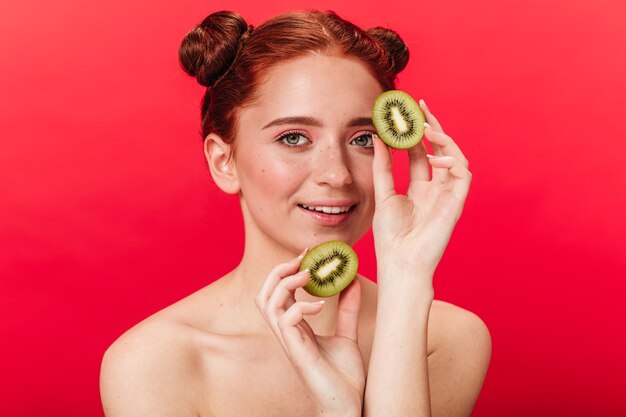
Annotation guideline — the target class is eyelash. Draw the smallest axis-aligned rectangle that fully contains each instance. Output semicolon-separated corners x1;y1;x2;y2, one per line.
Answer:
276;131;309;148
276;130;376;149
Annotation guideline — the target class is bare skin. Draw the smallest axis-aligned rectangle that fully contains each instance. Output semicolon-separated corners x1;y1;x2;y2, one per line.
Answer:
100;272;489;417
100;52;491;417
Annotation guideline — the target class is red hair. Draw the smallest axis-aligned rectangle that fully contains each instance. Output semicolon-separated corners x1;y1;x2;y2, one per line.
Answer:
179;10;410;143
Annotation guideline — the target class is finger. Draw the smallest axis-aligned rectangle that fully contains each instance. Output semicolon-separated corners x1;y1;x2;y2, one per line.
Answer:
427;155;473;200
265;269;311;317
423;124;469;168
255;247;308;309
418;98;458;184
280;300;325;330
335;277;361;342
296;311;317;342
372;135;395;205
407;138;430;182
262;269;311;351
279;301;325;362
419;99;444;133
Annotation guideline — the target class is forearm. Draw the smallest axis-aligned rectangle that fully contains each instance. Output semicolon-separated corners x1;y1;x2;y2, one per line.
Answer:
364;268;435;417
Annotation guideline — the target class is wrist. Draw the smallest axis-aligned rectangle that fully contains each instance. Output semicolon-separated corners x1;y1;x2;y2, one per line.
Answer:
374;248;438;277
376;267;435;299
376;256;435;274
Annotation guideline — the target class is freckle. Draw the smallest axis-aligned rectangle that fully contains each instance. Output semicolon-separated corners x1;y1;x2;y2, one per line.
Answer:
261;169;265;173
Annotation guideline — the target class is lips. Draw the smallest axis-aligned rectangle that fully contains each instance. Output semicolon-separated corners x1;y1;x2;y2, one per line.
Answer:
299;204;356;214
297;202;358;226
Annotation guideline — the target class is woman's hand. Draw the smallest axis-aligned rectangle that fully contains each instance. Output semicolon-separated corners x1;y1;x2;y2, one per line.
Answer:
372;99;472;286
254;252;365;417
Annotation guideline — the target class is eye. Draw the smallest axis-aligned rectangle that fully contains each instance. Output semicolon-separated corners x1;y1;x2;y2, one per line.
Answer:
350;132;375;148
277;131;310;148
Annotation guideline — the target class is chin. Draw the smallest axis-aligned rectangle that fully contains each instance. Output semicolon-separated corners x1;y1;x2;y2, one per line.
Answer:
297;228;363;249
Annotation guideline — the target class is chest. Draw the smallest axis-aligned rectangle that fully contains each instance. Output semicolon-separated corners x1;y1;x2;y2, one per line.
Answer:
193;295;377;417
200;343;323;417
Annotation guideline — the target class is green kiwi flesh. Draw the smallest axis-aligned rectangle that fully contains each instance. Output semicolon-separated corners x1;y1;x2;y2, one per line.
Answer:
299;241;358;298
372;90;425;149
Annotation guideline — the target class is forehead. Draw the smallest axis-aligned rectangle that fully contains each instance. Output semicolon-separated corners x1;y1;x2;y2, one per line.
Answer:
240;53;384;128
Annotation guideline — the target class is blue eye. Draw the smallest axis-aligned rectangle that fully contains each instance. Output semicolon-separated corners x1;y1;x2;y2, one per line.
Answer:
277;132;309;147
351;133;374;148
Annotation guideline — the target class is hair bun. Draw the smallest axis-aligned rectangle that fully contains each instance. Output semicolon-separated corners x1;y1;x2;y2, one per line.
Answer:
178;11;250;88
366;26;410;75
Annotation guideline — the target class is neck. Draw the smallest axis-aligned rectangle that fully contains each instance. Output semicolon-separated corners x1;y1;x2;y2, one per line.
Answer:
224;198;340;336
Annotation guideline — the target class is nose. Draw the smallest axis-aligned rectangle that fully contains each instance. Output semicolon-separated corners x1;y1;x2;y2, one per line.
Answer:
311;139;353;188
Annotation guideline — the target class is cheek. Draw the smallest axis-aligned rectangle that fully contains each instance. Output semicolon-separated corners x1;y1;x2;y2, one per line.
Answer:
354;155;375;191
353;154;376;220
240;150;303;198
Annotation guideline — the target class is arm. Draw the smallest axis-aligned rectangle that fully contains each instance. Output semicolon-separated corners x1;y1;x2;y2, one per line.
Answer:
364;269;434;417
365;98;480;416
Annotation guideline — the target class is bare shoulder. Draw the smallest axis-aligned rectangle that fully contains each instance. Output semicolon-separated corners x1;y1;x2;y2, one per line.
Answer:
427;300;492;417
429;299;492;357
100;309;206;416
357;276;491;357
346;277;491;416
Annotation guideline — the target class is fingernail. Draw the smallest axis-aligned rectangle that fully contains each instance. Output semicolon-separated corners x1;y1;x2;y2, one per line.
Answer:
297;268;310;277
419;99;428;110
423;122;431;130
427;154;447;161
312;300;325;305
297;247;309;261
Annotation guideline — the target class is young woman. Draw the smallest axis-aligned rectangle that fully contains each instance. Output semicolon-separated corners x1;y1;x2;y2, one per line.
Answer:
100;10;491;417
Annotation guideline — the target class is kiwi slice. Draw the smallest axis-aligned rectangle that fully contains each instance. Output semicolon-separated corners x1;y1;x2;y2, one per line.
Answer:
372;90;426;149
299;241;358;298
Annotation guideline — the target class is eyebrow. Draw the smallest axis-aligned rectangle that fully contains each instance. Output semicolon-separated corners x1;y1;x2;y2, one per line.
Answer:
262;116;374;129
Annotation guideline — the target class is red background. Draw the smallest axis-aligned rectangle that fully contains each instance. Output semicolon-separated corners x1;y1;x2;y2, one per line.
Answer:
1;0;625;415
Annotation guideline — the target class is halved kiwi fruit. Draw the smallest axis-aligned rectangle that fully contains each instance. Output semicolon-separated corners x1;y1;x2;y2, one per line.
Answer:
299;241;358;298
372;90;425;149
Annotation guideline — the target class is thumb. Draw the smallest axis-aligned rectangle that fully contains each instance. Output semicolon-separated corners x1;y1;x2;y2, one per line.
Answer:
372;135;396;206
335;277;361;342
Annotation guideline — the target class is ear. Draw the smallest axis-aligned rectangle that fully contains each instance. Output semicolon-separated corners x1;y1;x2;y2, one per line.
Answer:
203;133;240;194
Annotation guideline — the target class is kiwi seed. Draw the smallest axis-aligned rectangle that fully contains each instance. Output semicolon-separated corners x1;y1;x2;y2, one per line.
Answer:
372;90;426;149
299;241;358;298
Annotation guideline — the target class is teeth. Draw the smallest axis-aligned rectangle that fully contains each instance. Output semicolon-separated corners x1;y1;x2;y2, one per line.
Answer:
301;204;353;214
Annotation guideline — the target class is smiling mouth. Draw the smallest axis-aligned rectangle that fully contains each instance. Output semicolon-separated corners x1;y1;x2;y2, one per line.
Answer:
297;204;357;215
